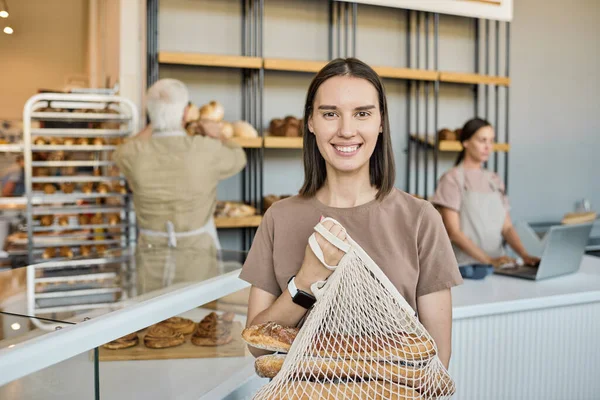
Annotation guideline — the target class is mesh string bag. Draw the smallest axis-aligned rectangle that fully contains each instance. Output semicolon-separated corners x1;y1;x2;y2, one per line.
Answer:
247;217;456;400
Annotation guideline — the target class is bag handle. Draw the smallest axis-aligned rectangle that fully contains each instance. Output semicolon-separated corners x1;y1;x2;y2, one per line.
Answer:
308;217;352;271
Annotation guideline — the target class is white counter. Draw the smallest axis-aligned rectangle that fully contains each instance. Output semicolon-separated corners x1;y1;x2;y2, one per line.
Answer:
2;257;599;400
452;255;600;319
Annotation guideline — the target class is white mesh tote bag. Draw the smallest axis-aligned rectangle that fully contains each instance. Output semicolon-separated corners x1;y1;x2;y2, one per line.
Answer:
243;217;456;399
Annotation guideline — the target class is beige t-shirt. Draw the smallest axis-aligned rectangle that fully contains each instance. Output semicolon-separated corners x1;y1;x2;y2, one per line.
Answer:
113;133;246;232
239;188;463;313
429;167;510;212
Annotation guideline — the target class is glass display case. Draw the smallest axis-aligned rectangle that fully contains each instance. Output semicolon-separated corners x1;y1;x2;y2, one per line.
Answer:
0;246;265;400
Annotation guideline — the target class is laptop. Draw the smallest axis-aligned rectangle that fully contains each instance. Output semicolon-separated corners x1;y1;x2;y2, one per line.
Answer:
494;222;594;280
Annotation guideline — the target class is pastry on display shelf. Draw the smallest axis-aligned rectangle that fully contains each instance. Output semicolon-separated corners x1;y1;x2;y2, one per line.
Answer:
96;183;110;194
90;213;104;225
93;137;105;146
214;201;257;218
81;182;94;194
58;216;70;226
111;182;127;194
157;317;196;336
103;332;139;350
184;102;200;123
108;214;121;226
221;121;234;139
199;101;225;122
143;325;185;349
268;116;303;137
80;245;91;257
78;214;90;226
59;246;74;259
42;247;56;260
95;244;107;256
63;137;75;146
76;137;89;146
49;137;63;146
437;128;458;141
232;121;258;138
60;182;75;194
43;184;56;194
34;137;46;146
39;215;54;227
191;311;235;347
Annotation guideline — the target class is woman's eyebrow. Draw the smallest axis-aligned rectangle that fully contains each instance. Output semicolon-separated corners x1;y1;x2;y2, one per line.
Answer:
317;105;376;111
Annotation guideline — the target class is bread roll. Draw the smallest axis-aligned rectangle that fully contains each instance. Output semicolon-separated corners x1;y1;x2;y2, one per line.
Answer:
58;216;69;226
42;248;56;259
185;102;200;123
59;246;74;259
60;182;75;194
63;138;75;146
103;332;139;350
232;121;258;138
221;121;234;139
43;184;56;194
269;118;284;136
80;245;91;257
199;101;225;122
264;381;423;400
437;128;456;141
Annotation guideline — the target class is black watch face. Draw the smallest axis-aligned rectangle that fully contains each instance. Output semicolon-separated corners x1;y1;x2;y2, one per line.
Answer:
294;290;316;309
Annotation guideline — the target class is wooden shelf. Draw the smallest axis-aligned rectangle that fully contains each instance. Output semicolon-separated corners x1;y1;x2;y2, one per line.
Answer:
373;66;438;81
214;215;262;229
411;135;510;152
229;137;262;148
439;72;510;86
263;58;328;73
159;52;262;69
263;136;303;149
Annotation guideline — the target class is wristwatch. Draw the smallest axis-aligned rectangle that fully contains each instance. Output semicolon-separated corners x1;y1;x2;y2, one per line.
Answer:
287;275;317;309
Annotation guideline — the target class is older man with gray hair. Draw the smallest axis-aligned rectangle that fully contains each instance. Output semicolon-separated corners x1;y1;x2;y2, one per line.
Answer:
113;78;247;293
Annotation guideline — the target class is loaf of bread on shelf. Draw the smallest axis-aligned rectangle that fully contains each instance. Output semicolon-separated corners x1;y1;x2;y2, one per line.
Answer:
58;216;70;226
232;121;258;138
80;245;91;257
437;128;457;141
60;182;75;194
59;246;74;259
93;137;105;146
76;137;89;146
184;102;200;123
199;100;225;122
269;116;302;137
221;121;234;139
43;184;56;194
63;137;75;146
39;215;54;227
34;137;46;146
214;201;257;218
42;248;56;260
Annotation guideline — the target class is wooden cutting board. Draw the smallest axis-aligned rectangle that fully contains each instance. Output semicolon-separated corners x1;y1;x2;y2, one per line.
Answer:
98;321;246;362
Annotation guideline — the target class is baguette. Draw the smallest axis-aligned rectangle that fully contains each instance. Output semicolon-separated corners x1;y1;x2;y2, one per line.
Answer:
264;381;423;400
242;322;435;362
255;354;455;397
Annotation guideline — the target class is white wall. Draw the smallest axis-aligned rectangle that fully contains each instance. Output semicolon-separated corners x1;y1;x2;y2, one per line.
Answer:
0;0;89;120
509;0;600;223
157;0;599;249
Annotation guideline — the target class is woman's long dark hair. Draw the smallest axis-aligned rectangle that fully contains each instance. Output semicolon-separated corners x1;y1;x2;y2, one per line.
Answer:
455;117;492;166
298;58;395;201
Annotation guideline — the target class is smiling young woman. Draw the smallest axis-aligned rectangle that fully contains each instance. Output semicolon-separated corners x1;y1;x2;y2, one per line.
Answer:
238;58;463;369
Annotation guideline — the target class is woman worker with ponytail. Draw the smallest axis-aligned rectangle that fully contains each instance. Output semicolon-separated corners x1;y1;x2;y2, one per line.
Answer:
430;118;539;279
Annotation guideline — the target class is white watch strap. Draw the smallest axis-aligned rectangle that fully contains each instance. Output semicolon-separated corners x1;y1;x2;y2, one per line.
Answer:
288;276;299;298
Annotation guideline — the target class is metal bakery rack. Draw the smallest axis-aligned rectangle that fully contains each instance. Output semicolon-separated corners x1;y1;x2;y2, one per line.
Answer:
22;92;139;329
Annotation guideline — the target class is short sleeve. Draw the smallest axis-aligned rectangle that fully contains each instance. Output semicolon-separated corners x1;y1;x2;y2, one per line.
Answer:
429;171;462;212
238;208;280;297
416;202;463;297
491;173;510;211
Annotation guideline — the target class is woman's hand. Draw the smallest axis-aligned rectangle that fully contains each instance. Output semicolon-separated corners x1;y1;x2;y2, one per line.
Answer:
295;218;348;294
488;255;515;267
522;254;541;266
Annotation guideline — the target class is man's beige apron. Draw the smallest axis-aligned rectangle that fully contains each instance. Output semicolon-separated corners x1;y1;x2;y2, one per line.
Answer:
453;165;507;266
132;130;221;295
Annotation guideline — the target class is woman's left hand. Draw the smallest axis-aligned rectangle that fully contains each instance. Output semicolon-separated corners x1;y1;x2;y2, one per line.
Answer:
522;254;541;266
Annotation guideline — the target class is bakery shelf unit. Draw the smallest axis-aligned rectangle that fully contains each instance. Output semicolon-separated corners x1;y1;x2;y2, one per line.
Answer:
21;93;139;324
148;0;512;248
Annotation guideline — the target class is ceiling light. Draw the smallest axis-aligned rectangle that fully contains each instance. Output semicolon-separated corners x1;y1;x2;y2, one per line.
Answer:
0;0;8;18
4;26;13;34
10;322;21;330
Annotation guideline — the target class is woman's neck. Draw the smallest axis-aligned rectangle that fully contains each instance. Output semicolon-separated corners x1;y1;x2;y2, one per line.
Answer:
316;166;377;208
461;157;482;170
